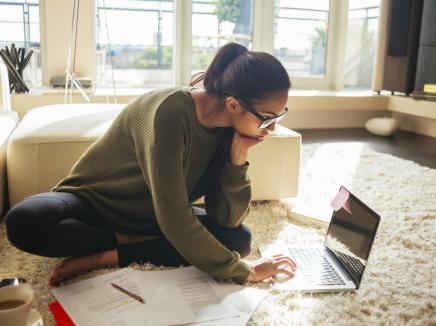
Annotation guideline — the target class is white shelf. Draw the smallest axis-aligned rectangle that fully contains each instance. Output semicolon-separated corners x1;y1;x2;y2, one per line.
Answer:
388;96;436;120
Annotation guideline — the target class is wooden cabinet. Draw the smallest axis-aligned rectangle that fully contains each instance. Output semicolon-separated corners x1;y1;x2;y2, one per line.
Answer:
382;0;423;94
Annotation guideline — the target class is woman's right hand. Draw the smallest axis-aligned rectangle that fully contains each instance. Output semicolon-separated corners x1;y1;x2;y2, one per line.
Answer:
229;131;263;166
247;254;297;283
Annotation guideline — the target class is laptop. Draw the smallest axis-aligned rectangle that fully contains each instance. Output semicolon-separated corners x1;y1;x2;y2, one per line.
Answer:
262;186;380;292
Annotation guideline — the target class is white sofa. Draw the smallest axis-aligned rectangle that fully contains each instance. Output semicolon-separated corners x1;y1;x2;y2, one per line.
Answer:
7;104;301;207
0;62;19;216
0;113;18;216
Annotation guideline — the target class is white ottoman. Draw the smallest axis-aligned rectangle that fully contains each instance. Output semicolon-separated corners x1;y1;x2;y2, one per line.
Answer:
7;104;301;207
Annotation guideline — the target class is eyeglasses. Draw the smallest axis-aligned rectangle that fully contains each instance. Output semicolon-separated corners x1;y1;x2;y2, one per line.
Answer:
221;92;288;129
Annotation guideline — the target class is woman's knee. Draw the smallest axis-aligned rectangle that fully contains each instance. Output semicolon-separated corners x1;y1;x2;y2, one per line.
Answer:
229;224;252;258
196;215;253;258
4;196;58;251
4;205;33;250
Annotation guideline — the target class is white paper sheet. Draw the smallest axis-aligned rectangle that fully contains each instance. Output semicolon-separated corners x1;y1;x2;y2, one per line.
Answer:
52;268;148;325
132;267;240;324
185;283;266;325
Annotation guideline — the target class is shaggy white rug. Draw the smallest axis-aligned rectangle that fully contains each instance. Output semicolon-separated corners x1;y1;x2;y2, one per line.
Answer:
1;143;435;325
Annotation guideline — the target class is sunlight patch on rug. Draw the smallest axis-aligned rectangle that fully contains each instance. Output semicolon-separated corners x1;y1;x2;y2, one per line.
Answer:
285;142;366;224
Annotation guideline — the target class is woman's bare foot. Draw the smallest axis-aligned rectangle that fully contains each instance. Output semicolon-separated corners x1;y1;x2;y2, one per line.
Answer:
49;249;118;287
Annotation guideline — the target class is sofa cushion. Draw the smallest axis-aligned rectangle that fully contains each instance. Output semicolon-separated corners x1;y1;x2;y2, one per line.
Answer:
10;104;125;144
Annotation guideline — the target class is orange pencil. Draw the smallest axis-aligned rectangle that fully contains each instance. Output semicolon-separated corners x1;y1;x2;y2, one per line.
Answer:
110;282;145;304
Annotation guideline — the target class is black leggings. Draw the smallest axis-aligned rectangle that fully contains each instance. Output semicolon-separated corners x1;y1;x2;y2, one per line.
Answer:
4;192;252;267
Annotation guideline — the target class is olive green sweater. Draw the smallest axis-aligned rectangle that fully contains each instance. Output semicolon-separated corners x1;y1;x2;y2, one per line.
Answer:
51;86;252;284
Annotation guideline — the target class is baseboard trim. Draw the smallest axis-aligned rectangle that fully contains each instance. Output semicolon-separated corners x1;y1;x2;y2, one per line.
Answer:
393;112;436;138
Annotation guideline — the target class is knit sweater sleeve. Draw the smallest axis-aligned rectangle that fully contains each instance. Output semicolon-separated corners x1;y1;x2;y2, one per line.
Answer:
204;160;252;228
131;97;252;285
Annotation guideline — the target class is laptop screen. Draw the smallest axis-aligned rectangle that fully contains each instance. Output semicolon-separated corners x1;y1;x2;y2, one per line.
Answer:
324;188;380;287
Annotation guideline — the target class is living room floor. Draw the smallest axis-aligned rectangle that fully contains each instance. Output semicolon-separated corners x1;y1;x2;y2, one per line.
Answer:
296;128;436;169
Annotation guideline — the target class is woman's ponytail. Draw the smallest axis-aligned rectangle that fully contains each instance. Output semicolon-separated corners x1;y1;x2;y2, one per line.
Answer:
190;43;248;94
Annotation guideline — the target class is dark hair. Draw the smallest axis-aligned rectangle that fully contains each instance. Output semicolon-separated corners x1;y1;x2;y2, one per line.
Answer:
190;42;291;105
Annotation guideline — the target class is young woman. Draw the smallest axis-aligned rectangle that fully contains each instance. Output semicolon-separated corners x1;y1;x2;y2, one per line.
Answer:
5;43;297;286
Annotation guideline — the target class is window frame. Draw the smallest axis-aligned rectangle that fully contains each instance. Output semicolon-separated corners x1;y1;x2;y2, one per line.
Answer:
251;0;349;91
0;0;42;87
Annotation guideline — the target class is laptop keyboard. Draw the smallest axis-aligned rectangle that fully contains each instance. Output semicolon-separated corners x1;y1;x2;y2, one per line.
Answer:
335;251;365;276
289;248;346;286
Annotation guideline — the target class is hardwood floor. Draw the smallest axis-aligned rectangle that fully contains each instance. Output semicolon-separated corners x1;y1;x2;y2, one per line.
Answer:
295;128;436;169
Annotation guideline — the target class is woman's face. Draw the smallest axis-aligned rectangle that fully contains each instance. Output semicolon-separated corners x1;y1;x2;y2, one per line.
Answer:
228;90;289;139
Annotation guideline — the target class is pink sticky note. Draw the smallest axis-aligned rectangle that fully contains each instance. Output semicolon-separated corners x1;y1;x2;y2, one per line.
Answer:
342;199;352;214
330;186;352;214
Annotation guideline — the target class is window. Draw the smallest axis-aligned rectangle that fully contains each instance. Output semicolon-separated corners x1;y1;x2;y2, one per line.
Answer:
0;0;41;87
192;0;254;75
343;0;380;89
1;1;382;92
95;0;174;89
274;0;330;78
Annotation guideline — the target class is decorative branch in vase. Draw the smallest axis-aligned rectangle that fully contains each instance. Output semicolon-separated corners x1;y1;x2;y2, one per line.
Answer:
0;43;33;93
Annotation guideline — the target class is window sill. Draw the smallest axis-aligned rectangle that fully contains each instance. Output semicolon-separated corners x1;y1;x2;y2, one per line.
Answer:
287;90;390;112
12;87;155;97
13;87;389;97
289;89;390;97
10;87;391;117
